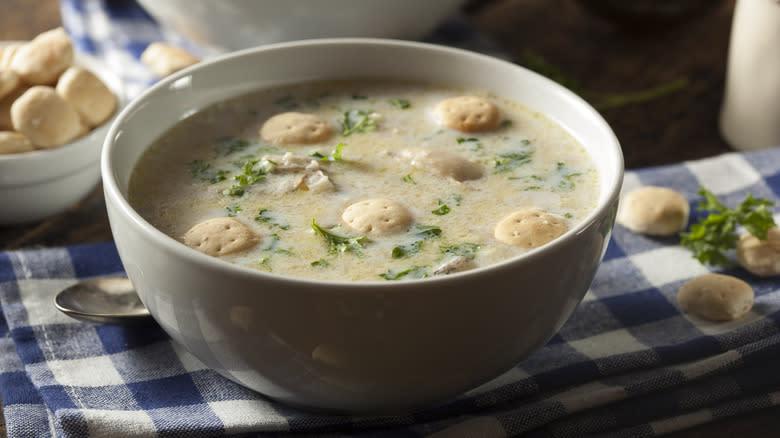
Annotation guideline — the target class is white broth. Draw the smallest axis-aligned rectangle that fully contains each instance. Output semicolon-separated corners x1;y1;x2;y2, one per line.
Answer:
128;80;599;282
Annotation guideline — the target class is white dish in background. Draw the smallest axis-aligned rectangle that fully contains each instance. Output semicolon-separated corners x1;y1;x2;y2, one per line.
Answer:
102;39;623;413
0;45;125;225
135;0;466;52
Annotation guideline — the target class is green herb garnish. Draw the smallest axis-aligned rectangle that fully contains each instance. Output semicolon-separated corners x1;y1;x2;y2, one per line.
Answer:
680;187;776;266
257;257;272;271
379;266;429;281
440;243;480;260
310;142;345;162
311;259;330;268
391;224;442;258
255;209;290;230
402;174;416;184
311;219;368;255
554;162;582;191
432;204;450;216
494;151;533;173
389;98;411;109
188;160;227;183
222;157;271;196
263;233;294;255
339;109;376;136
225;203;242;217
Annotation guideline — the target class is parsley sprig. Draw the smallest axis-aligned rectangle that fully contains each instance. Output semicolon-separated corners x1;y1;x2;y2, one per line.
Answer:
339;109;376;136
311;219;368;255
310;142;345;162
680;187;776;266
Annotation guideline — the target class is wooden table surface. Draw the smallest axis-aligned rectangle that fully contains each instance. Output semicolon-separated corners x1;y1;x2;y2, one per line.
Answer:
1;0;775;436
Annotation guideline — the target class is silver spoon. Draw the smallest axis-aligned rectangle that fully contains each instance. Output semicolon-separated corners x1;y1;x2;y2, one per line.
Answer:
54;277;152;324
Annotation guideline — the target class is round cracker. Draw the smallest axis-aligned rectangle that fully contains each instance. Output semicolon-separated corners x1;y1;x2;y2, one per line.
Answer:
617;186;689;236
0;69;19;101
183;217;260;257
10;27;73;85
434;96;500;132
736;227;780;277
140;42;200;78
0;85;28;131
342;198;413;236
494;208;568;248
260;112;333;145
0;131;34;155
56;66;118;127
677;273;754;321
10;85;83;149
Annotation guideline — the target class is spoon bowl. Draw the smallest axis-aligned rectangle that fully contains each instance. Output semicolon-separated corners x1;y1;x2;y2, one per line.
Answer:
54;277;151;324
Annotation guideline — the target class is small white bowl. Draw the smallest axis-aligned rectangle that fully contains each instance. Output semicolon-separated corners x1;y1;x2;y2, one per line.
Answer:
0;48;125;225
103;39;623;413
136;0;465;52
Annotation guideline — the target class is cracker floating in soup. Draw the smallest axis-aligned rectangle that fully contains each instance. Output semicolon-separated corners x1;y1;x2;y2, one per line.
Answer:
434;95;501;133
260;112;333;145
129;80;600;282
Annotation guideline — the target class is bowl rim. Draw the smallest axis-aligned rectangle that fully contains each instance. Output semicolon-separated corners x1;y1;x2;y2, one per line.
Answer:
102;37;624;289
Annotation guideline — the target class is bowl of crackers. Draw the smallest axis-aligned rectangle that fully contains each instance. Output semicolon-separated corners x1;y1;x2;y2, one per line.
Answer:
0;28;123;225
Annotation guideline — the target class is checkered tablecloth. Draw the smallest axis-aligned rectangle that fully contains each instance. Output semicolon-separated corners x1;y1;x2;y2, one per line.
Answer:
4;149;780;438
3;0;780;436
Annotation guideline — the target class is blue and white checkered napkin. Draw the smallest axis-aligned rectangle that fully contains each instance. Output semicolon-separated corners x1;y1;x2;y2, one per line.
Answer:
4;0;780;436
4;148;780;437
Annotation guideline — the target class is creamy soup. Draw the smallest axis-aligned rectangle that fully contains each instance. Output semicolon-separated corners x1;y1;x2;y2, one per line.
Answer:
129;80;599;282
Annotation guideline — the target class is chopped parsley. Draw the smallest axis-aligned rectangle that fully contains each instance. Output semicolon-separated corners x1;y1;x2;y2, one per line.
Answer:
432;195;461;216
222;157;272;196
554;162;582;191
225;203;242;217
311;259;330;268
431;204;450;216
255;209;290;230
495;151;533;173
391;224;442;258
310;142;345;162
311;219;368;255
440;243;480;260
188;160;227;183
500;119;513;128
214;136;250;156
263;233;295;256
389;98;411;109
256;257;272;271
379;266;429;281
402;174;416;184
339;109;376;136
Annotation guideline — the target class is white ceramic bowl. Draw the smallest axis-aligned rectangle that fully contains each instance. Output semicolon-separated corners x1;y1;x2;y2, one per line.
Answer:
102;39;623;413
136;0;465;52
0;49;125;225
